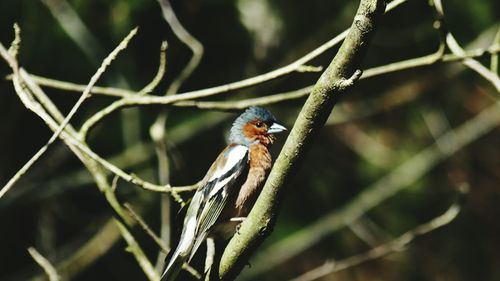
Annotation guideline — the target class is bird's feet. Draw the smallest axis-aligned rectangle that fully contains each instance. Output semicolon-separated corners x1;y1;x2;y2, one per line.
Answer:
230;217;246;235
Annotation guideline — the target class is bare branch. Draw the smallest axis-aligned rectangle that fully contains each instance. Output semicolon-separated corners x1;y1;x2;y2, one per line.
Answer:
1;42;200;197
55;27;136;142
124;203;170;253
218;0;386;279
72;0;410;137
154;0;206;270
0;27;138;199
157;0;204;95
173;86;313;110
124;203;202;279
10;74;137;97
13;40;497;104
139;41;168;96
432;0;500;93
7;23;21;57
2;29;160;281
245;98;500;279
72;40;500;139
28;247;60;281
289;199;463;281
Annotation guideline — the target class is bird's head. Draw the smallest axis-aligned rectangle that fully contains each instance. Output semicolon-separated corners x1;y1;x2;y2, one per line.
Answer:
229;107;287;146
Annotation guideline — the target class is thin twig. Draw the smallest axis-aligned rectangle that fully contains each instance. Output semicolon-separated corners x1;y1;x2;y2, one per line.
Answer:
11;63;159;280
244;98;500;279
7;23;21;57
124;203;202;279
116;221;160;280
14;41;498;107
289;201;462;281
157;0;204;96
28;247;60;281
2;112;226;209
154;0;205;270
53;26;136;142
205;238;216;281
76;0;408;137
168;0;404;99
12;0;408;102
11;74;137;97
0;43;197;199
432;0;500;93
76;41;500;138
1;35;161;281
124;203;170;253
172;86;313;110
0;27;138;199
42;0;142;146
446;34;500;93
138;41;168;96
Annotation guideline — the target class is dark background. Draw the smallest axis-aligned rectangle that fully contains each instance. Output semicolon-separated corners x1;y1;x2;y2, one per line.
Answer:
1;0;499;280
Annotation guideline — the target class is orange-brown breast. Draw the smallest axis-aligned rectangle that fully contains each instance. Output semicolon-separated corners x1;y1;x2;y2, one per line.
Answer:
214;143;272;238
234;143;272;216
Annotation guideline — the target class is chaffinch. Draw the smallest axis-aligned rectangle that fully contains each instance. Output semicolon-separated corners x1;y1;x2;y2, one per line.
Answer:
161;107;286;281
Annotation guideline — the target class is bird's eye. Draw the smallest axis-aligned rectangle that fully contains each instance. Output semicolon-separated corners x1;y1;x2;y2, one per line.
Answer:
255;121;263;128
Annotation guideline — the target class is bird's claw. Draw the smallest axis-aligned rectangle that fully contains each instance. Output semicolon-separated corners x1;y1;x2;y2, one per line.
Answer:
230;217;246;235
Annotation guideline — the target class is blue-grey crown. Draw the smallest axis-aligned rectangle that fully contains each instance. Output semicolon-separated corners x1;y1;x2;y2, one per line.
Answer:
229;107;277;145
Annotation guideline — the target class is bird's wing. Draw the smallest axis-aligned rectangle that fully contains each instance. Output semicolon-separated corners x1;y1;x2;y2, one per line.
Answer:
189;144;249;260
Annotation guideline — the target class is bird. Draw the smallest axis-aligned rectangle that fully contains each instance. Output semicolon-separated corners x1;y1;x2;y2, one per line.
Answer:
161;106;287;281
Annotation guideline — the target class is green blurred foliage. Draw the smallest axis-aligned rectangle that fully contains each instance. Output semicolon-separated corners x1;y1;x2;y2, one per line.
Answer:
0;0;499;280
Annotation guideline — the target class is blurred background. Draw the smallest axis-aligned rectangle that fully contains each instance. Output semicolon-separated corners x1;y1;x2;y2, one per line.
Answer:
0;0;499;280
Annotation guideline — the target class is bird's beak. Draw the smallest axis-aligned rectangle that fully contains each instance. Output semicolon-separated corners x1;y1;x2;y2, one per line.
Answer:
268;122;287;134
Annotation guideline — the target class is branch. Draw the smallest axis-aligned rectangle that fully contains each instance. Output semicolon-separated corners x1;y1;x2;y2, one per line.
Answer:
62;40;499;139
0;27;138;199
11;73;137;97
52;27;137;143
432;0;500;93
172;86;313;110
71;0;408;137
217;0;386;279
244;96;500;279
12;41;498;109
153;0;206;269
289;198;463;281
138;41;168;96
125;203;170;253
2;39;160;281
11;0;408;102
157;0;204;96
28;247;60;281
124;203;202;279
1;41;199;197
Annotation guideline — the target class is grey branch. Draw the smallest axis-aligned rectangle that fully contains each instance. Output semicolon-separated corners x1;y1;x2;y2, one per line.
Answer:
217;0;386;279
289;199;462;281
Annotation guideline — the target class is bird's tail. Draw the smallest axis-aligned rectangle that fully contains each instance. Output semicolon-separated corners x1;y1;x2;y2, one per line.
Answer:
161;250;187;281
162;194;201;280
161;224;196;281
